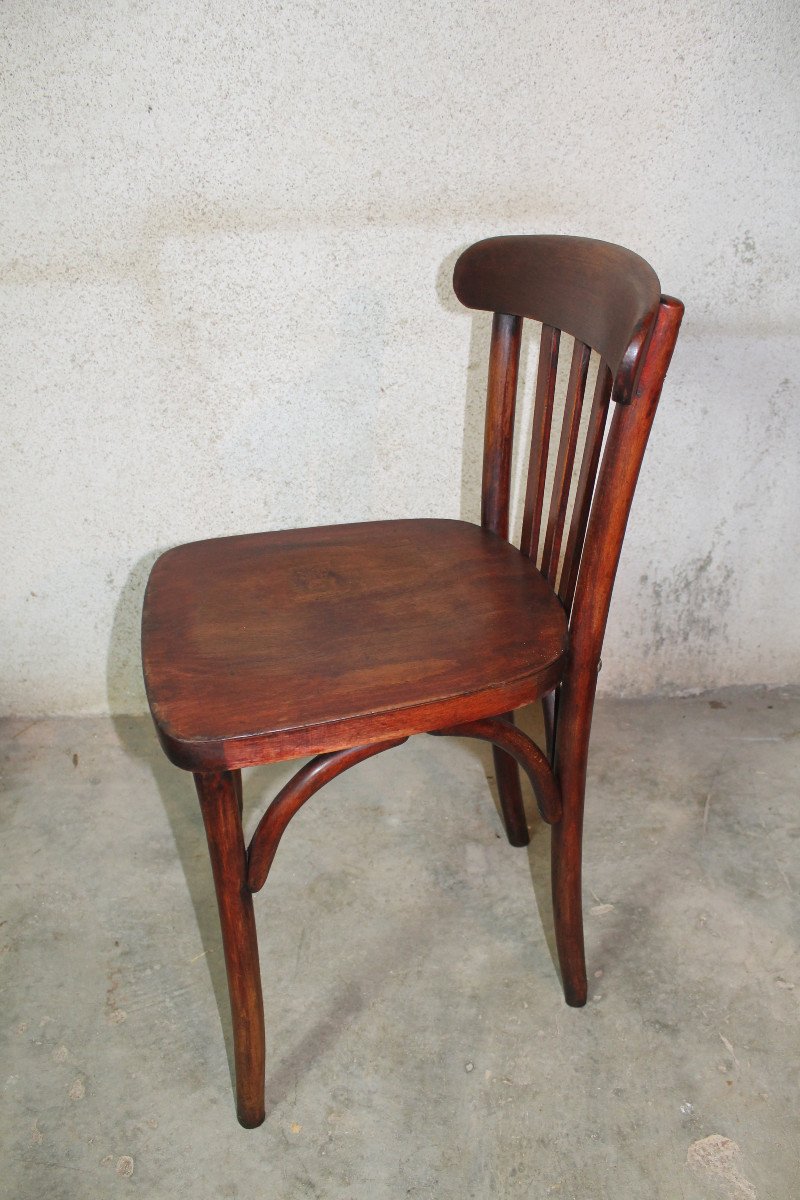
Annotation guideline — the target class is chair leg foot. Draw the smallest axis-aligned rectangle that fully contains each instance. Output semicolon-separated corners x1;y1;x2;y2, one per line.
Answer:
492;713;530;846
551;814;587;1007
195;770;266;1129
237;1108;266;1130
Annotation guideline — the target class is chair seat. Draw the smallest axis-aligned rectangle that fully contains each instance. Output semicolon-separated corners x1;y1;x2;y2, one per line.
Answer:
142;518;568;770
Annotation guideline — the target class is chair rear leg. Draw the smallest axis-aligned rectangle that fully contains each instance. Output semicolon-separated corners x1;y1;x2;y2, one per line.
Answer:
550;708;589;1007
492;712;530;847
551;793;587;1006
195;770;266;1127
542;689;557;761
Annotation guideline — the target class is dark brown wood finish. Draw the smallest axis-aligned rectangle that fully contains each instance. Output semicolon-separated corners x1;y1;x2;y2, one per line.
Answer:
520;324;560;561
195;770;266;1127
143;519;568;771
488;711;530;847
478;312;531;847
247;738;408;893
558;361;613;613
481;312;522;540
429;715;561;824
453;234;661;404
141;235;683;1125
539;338;592;584
550;295;683;1005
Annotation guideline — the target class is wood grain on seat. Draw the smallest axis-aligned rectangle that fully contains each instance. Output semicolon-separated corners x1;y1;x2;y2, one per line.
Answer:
142;518;568;770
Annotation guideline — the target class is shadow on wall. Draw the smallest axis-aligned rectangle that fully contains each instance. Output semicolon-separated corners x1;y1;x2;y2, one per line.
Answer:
106;550;166;717
434;244;549;538
434;241;492;526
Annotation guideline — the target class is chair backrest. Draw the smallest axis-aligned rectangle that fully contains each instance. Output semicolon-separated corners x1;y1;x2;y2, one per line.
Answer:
453;234;683;708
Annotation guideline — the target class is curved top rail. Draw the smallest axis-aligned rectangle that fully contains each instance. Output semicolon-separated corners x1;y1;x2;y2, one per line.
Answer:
453;235;662;404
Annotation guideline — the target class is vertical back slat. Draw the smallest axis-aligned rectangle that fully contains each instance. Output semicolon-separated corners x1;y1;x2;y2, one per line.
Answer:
520;324;560;560
539;339;592;583
481;312;523;539
558;361;613;612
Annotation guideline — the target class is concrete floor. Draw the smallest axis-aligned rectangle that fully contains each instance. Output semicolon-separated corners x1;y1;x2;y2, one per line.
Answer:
1;687;798;1198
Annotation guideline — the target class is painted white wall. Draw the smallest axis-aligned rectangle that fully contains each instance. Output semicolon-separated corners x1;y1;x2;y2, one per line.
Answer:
1;0;798;715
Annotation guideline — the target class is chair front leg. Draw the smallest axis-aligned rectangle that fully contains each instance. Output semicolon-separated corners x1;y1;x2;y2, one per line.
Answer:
195;770;266;1127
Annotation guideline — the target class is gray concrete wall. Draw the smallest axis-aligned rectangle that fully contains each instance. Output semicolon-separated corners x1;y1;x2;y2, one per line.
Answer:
2;0;798;715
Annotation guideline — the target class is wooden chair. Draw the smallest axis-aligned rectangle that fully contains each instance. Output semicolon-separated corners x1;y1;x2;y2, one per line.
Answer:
142;235;683;1126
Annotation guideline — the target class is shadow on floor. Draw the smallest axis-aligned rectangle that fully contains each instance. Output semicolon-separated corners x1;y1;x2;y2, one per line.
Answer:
107;552;247;1097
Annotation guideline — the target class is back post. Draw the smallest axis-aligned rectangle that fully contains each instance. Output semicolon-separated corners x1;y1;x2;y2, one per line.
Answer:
480;311;530;846
551;294;685;1006
481;312;522;539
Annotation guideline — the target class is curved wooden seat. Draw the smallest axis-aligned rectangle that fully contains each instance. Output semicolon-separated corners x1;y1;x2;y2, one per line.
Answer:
142;518;568;771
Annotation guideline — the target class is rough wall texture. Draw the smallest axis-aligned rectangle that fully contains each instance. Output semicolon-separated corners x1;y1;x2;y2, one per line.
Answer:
1;0;798;715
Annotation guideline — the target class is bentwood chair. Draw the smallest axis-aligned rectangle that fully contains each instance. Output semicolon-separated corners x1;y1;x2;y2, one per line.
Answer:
142;235;683;1127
